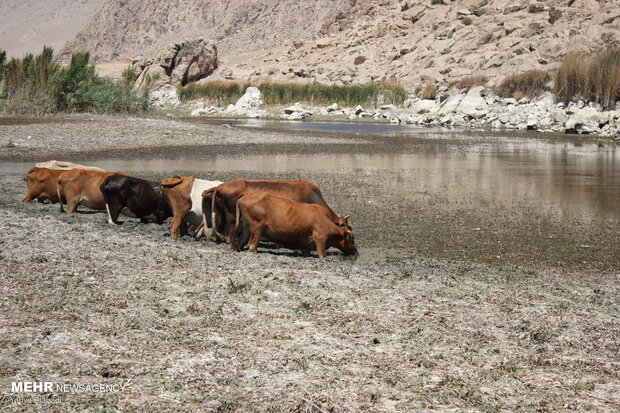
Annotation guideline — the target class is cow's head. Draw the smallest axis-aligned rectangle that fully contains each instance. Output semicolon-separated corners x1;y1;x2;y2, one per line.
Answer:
339;228;358;256
337;214;352;230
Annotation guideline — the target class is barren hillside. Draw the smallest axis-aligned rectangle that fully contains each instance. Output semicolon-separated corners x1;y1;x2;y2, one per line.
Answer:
61;0;620;88
0;0;106;58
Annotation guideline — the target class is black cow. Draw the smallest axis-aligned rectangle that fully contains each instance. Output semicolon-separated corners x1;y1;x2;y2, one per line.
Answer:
100;174;171;225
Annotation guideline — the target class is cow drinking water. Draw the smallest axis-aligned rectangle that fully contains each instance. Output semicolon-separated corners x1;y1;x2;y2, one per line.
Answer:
231;191;357;258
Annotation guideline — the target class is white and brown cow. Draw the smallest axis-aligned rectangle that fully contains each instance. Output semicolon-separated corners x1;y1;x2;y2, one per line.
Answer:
161;176;222;239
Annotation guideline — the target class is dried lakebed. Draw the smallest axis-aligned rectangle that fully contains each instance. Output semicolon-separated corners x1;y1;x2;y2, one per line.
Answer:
0;115;619;412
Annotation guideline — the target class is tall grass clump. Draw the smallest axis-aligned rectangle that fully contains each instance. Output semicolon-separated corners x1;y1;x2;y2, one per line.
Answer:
0;47;148;114
495;70;549;100
553;49;620;110
179;80;250;105
180;81;407;107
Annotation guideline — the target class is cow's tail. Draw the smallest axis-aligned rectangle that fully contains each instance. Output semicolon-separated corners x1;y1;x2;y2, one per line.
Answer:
201;187;218;241
231;197;242;251
57;181;65;213
210;188;227;242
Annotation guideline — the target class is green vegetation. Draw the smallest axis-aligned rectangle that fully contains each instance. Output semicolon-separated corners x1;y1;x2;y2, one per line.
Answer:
461;17;473;26
495;70;550;100
0;47;148;115
553;48;620;110
179;80;407;107
472;6;486;17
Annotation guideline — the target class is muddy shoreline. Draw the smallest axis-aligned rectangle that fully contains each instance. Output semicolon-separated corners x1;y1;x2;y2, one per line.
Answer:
1;114;619;411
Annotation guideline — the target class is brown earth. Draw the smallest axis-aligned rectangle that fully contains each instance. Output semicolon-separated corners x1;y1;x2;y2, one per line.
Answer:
0;115;619;411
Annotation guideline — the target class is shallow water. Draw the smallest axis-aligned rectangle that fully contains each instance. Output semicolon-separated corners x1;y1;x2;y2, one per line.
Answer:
2;120;618;270
6;126;617;222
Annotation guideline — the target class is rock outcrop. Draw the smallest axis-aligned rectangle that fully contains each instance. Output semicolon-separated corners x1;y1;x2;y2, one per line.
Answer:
133;38;217;89
60;0;620;89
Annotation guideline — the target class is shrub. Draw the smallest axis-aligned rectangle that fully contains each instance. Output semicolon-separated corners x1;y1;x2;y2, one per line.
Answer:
1;47;148;114
553;49;620;110
461;17;473;26
0;50;7;83
455;75;488;90
354;56;367;65
431;0;443;4
472;6;486;17
419;84;437;100
495;70;550;99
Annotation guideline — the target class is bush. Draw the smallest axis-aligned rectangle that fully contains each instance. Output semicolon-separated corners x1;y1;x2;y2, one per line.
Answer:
472;6;486;17
553;49;620;110
1;47;148;114
180;81;407;107
419;84;437;100
455;75;488;90
461;17;473;26
495;70;550;99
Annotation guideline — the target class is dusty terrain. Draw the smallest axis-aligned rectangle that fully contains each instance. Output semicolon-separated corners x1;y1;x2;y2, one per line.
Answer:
0;115;619;412
59;0;620;88
0;0;105;58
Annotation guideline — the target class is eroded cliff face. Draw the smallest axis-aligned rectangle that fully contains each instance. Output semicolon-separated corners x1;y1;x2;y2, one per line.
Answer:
59;0;364;62
61;0;620;88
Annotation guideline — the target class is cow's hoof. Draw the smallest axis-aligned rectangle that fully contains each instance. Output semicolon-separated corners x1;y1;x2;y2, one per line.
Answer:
108;220;119;226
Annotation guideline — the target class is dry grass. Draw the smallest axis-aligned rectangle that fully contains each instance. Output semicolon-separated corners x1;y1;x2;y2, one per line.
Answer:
495;70;550;99
455;75;488;91
180;80;408;107
553;49;620;110
419;84;437;100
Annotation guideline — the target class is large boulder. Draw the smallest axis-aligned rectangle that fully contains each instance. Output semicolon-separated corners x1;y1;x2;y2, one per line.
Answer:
148;84;180;108
235;87;262;111
133;38;217;90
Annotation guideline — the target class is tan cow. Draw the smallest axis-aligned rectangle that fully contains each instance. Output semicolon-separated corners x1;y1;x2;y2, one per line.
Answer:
36;160;105;171
202;178;351;244
58;169;129;213
232;191;357;258
22;167;67;204
161;176;222;239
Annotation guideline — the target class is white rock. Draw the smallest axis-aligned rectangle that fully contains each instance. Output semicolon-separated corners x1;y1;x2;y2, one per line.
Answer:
148;84;180;108
235;87;262;111
326;103;339;112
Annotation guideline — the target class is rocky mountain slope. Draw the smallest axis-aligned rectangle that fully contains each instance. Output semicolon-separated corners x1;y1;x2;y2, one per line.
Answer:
0;0;106;58
61;0;620;89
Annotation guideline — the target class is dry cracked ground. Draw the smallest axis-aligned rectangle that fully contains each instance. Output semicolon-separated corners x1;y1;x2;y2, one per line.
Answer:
0;115;619;412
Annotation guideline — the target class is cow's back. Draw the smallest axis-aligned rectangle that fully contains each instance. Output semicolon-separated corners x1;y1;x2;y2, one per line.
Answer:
189;178;221;225
60;169;124;210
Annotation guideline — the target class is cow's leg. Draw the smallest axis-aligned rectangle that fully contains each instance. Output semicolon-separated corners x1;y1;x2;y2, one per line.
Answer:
22;191;35;203
105;203;122;224
247;225;263;253
64;197;79;214
314;234;327;259
194;223;205;240
180;219;189;237
301;248;312;258
168;214;185;239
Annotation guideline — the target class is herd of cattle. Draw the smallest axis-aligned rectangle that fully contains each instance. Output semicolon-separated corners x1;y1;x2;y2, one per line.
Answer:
22;160;358;258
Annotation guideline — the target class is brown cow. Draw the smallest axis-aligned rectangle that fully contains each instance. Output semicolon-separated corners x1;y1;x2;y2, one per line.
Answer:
161;176;222;239
58;169;129;213
202;178;350;243
231;191;357;258
22;167;68;204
